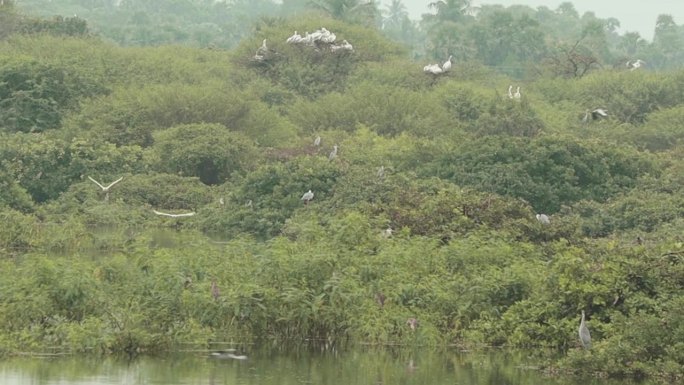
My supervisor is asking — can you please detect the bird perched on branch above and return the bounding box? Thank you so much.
[536,213,550,225]
[301,190,314,204]
[579,310,592,349]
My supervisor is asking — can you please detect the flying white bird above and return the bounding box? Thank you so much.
[88,176,123,192]
[301,190,314,204]
[442,55,452,72]
[536,213,550,225]
[329,145,338,160]
[153,210,196,218]
[626,59,645,71]
[210,351,247,360]
[584,108,609,122]
[88,176,123,202]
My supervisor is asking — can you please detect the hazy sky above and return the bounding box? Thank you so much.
[395,0,684,41]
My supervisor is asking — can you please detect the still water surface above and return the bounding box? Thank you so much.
[0,348,653,385]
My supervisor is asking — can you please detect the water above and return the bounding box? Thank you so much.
[0,349,653,385]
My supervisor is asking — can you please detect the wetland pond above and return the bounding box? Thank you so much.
[0,348,654,385]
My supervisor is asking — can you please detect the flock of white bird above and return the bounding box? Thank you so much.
[423,55,452,75]
[285,27,353,53]
[507,85,522,100]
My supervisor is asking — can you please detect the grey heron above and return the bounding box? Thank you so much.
[301,190,314,204]
[406,317,419,331]
[153,210,196,218]
[329,145,338,160]
[377,166,385,179]
[211,279,220,300]
[579,310,591,349]
[536,213,550,225]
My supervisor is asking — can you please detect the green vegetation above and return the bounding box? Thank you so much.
[0,1,682,383]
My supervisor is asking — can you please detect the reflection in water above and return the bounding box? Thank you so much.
[0,349,655,385]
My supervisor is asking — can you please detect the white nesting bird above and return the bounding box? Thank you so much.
[88,176,123,202]
[328,145,338,160]
[442,55,452,72]
[153,210,196,218]
[513,86,521,99]
[301,190,314,204]
[331,40,353,52]
[423,63,443,75]
[256,39,268,55]
[286,31,302,44]
[381,227,393,238]
[314,135,321,146]
[536,213,550,225]
[507,85,514,99]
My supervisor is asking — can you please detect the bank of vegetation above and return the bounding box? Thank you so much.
[0,1,682,382]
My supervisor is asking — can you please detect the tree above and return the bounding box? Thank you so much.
[150,123,259,185]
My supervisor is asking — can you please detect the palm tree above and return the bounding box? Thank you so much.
[309,0,379,26]
[382,0,407,30]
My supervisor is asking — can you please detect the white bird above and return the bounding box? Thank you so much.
[329,145,338,160]
[513,86,521,99]
[331,40,353,52]
[88,176,123,192]
[257,39,268,54]
[314,135,321,146]
[245,199,253,208]
[219,197,225,206]
[286,31,302,44]
[88,176,123,202]
[210,351,247,360]
[153,210,196,218]
[536,213,550,225]
[442,55,452,72]
[627,59,645,71]
[301,190,314,204]
[342,40,353,51]
[424,63,444,75]
[507,85,513,99]
[382,227,393,238]
[587,108,609,121]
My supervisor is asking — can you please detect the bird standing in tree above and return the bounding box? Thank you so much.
[579,310,592,350]
[301,190,314,205]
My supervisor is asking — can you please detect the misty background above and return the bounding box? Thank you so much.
[5,0,684,75]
